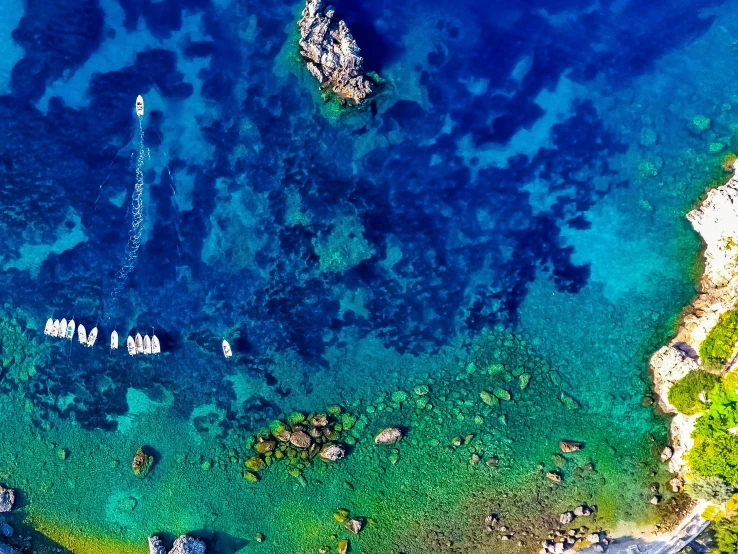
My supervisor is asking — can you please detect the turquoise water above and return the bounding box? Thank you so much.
[0,0,736,552]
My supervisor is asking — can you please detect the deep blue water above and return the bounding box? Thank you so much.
[0,0,734,509]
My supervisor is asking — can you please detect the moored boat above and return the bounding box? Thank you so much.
[60,319,67,339]
[135,333,143,354]
[111,330,118,350]
[44,318,53,335]
[222,339,232,359]
[78,324,87,345]
[143,335,152,355]
[127,336,136,356]
[151,335,160,355]
[53,319,60,337]
[87,327,98,347]
[66,319,75,340]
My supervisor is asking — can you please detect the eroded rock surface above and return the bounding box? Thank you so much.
[298,0,374,105]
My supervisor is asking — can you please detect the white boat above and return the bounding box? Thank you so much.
[87,327,98,347]
[151,335,161,355]
[136,95,144,117]
[222,339,232,359]
[66,319,75,340]
[127,336,136,356]
[78,324,87,345]
[44,318,53,336]
[111,330,118,350]
[135,333,144,354]
[60,319,67,339]
[52,319,61,337]
[143,335,152,355]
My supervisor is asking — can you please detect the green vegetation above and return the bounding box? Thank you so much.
[700,308,738,368]
[684,475,734,504]
[668,370,719,414]
[714,514,738,552]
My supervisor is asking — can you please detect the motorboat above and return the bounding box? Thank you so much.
[87,327,98,347]
[127,336,136,356]
[66,319,75,340]
[44,318,53,335]
[222,339,232,359]
[78,324,87,345]
[151,335,160,355]
[135,333,143,354]
[136,95,144,117]
[60,319,67,339]
[111,330,118,350]
[143,335,152,355]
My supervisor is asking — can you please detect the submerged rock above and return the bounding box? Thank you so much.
[345,517,364,534]
[374,427,403,445]
[0,543,19,554]
[558,440,584,453]
[318,443,346,461]
[297,0,374,105]
[0,486,13,513]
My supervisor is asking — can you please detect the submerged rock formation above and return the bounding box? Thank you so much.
[650,160,738,474]
[298,0,374,105]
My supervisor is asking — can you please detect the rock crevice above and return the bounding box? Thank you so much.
[298,0,374,105]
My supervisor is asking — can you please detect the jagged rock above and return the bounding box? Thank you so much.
[170,535,206,554]
[289,430,313,449]
[669,476,684,492]
[374,427,402,445]
[148,536,167,554]
[0,487,13,513]
[345,518,364,534]
[559,440,584,453]
[573,505,591,517]
[660,446,673,462]
[585,533,600,543]
[318,443,345,461]
[132,448,153,477]
[559,512,574,525]
[297,0,374,105]
[545,471,562,482]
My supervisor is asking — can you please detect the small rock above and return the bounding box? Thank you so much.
[650,495,661,505]
[559,512,574,525]
[0,487,13,513]
[669,477,684,492]
[337,539,349,554]
[254,440,276,454]
[660,446,673,462]
[255,533,265,543]
[374,427,402,445]
[585,533,599,543]
[310,414,328,427]
[318,444,346,461]
[573,505,591,517]
[559,440,584,453]
[545,471,562,483]
[289,431,313,449]
[345,518,364,534]
[132,448,153,477]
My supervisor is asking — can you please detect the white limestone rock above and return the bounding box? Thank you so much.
[0,487,13,513]
[148,536,167,554]
[169,535,206,554]
[298,0,374,105]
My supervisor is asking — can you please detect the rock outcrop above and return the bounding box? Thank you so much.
[149,535,205,554]
[650,160,738,474]
[374,427,402,445]
[0,487,13,513]
[298,0,374,105]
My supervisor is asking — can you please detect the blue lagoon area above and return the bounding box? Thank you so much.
[0,0,736,552]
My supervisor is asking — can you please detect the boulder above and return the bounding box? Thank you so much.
[345,518,364,534]
[297,0,374,105]
[660,446,673,462]
[289,430,313,449]
[170,535,206,554]
[148,536,167,554]
[545,472,562,483]
[374,427,403,445]
[573,505,591,517]
[132,448,153,477]
[0,487,13,513]
[558,440,584,453]
[559,512,574,525]
[318,443,346,461]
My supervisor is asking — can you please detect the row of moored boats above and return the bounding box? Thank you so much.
[44,318,160,355]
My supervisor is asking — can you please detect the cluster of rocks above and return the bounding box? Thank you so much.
[245,409,353,482]
[650,159,738,476]
[149,535,205,554]
[297,0,375,105]
[540,514,609,554]
[132,447,154,477]
[559,504,595,525]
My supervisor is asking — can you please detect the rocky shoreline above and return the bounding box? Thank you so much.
[650,160,738,477]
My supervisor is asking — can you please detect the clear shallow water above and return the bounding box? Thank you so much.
[0,0,736,552]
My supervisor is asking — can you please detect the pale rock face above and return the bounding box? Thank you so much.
[148,536,167,554]
[649,161,738,476]
[298,0,374,105]
[0,487,13,513]
[149,535,205,554]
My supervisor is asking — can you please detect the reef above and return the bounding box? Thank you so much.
[297,0,374,105]
[650,160,738,476]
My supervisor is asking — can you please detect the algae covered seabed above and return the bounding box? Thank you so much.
[3,0,738,552]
